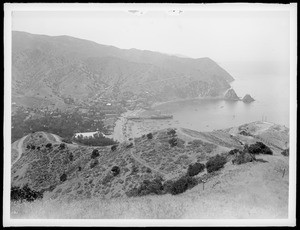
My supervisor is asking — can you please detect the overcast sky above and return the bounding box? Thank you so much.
[11,4,291,75]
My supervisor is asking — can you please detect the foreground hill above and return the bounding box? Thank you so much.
[12,31,234,108]
[11,121,289,208]
[11,121,290,218]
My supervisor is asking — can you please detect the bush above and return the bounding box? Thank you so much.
[247,142,273,155]
[126,143,133,148]
[169,176,198,195]
[60,173,67,182]
[281,148,289,156]
[162,180,174,194]
[91,149,100,159]
[228,149,240,155]
[45,143,52,149]
[90,159,99,168]
[11,184,43,202]
[167,129,176,136]
[62,138,73,144]
[168,137,178,147]
[232,152,256,165]
[111,145,118,151]
[59,143,66,149]
[206,154,227,173]
[127,178,164,197]
[146,133,153,139]
[69,153,74,161]
[111,166,120,176]
[31,145,36,150]
[187,162,205,177]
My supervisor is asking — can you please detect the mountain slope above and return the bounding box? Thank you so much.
[11,122,289,202]
[12,31,234,108]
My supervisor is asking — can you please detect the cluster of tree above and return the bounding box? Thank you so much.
[11,107,107,142]
[11,184,43,202]
[74,133,117,147]
[126,174,199,197]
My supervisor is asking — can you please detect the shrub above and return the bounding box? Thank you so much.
[69,153,74,161]
[162,180,174,194]
[146,133,153,139]
[206,154,227,173]
[169,176,198,195]
[26,145,30,149]
[232,152,256,165]
[187,162,205,177]
[111,145,118,151]
[11,184,43,202]
[247,142,273,155]
[62,138,73,144]
[91,149,100,159]
[78,166,82,171]
[37,146,40,150]
[126,178,164,197]
[228,149,240,155]
[169,137,178,147]
[90,159,99,168]
[45,143,52,149]
[31,145,36,150]
[126,143,133,148]
[60,173,67,182]
[167,129,176,136]
[59,143,66,149]
[111,166,120,176]
[281,148,289,156]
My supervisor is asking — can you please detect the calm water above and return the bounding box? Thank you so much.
[148,74,290,132]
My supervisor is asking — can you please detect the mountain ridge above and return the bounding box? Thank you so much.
[12,31,234,109]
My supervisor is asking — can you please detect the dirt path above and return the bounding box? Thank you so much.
[12,135,28,165]
[51,134,61,142]
[129,139,168,179]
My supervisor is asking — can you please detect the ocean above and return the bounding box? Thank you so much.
[114,73,290,140]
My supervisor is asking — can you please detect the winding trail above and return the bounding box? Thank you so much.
[12,135,28,165]
[51,133,61,142]
[129,138,168,179]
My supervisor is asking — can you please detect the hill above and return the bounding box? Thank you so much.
[12,31,234,108]
[11,121,289,219]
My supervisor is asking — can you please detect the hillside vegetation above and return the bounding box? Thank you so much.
[11,121,289,218]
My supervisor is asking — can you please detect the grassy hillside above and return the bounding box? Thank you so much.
[10,121,289,218]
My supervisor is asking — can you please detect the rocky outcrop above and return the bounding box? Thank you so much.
[224,89,240,101]
[242,94,255,103]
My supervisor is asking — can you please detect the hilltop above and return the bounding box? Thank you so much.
[11,121,289,219]
[12,31,234,109]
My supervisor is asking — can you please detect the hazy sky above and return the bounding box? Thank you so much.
[11,5,291,75]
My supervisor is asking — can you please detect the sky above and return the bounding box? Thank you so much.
[11,4,291,75]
